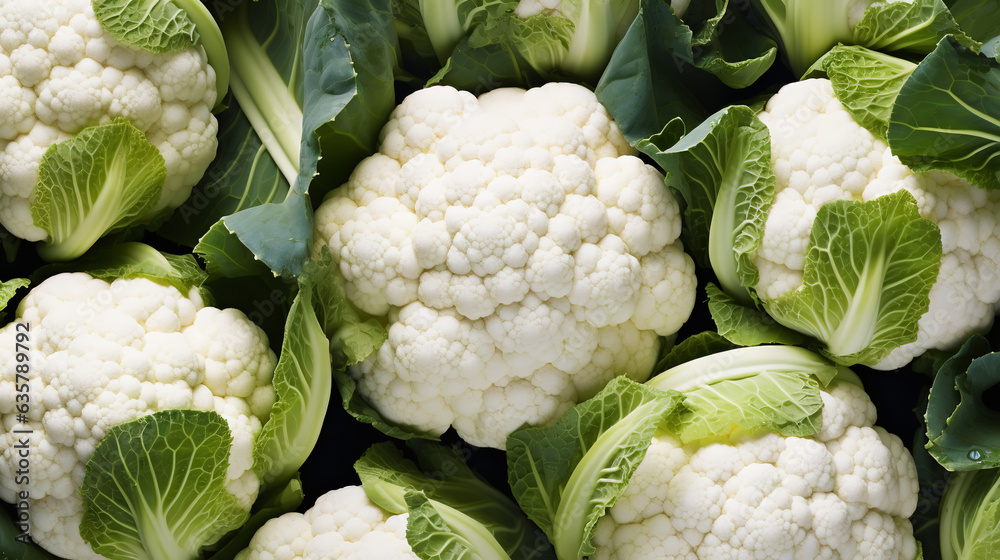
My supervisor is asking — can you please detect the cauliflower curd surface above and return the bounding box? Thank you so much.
[0,0,219,240]
[0,273,276,560]
[755,78,1000,369]
[236,486,419,560]
[593,378,920,560]
[313,82,698,448]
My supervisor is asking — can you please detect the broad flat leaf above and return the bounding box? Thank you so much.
[706,283,808,347]
[821,45,917,140]
[205,0,397,277]
[640,105,773,305]
[195,220,274,280]
[853,0,974,53]
[32,119,165,262]
[946,0,1000,45]
[157,99,287,247]
[926,335,1000,471]
[666,370,826,443]
[764,189,941,367]
[507,377,683,560]
[92,0,198,52]
[79,410,248,560]
[595,0,708,145]
[688,0,777,88]
[888,36,1000,190]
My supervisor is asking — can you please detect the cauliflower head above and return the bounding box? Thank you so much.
[753,78,1000,369]
[236,486,418,560]
[313,82,697,448]
[0,273,276,560]
[0,0,218,241]
[592,377,919,560]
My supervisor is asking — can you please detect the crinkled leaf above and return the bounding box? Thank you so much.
[32,119,165,262]
[595,0,708,145]
[0,279,29,323]
[32,242,207,297]
[926,335,1000,471]
[764,190,941,367]
[639,105,773,305]
[706,283,808,347]
[92,0,197,52]
[888,36,1000,190]
[507,377,684,560]
[853,0,975,54]
[79,410,249,560]
[647,345,841,443]
[820,45,917,141]
[252,258,334,490]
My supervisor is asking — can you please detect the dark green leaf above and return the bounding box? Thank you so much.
[888,36,1000,190]
[595,0,708,144]
[926,335,1000,470]
[0,505,58,559]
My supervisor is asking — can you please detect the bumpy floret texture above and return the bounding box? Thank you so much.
[236,486,418,560]
[313,83,697,448]
[754,78,1000,369]
[592,378,919,560]
[0,0,218,241]
[0,273,276,560]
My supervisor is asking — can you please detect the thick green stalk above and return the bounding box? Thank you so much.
[756,0,856,74]
[221,5,303,187]
[647,345,838,392]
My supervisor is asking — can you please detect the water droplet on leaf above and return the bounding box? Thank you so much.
[969,449,982,461]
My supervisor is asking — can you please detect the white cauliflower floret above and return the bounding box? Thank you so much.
[591,377,919,560]
[236,486,419,560]
[0,273,277,560]
[0,0,218,241]
[313,83,697,448]
[755,78,1000,369]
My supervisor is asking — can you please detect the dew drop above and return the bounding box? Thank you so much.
[969,449,982,461]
